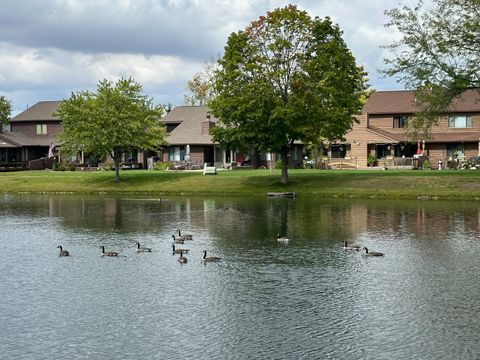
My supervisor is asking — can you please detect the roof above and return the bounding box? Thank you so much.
[363,89,480,115]
[0,132,56,147]
[162,106,217,145]
[11,101,61,122]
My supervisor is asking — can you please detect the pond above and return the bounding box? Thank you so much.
[1,194,480,359]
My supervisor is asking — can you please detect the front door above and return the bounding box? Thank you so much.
[203,146,214,166]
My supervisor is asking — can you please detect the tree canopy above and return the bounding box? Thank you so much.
[0,95,12,125]
[56,78,166,182]
[383,0,480,138]
[183,61,219,106]
[209,5,367,184]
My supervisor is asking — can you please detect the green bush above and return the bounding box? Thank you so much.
[153,161,172,170]
[52,161,59,171]
[57,163,66,171]
[422,160,431,170]
[67,163,76,171]
[367,154,377,167]
[275,159,283,169]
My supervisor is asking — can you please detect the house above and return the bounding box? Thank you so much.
[160,106,306,169]
[338,89,480,168]
[0,101,61,169]
[161,106,237,168]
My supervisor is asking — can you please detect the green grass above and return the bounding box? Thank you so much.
[2,168,480,200]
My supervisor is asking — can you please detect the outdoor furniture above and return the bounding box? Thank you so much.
[203,163,217,175]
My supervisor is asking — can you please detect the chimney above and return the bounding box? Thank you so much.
[202,114,215,135]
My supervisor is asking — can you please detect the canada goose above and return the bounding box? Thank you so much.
[363,247,384,257]
[57,245,69,256]
[100,246,118,257]
[277,234,289,243]
[343,241,360,251]
[177,229,193,240]
[203,250,221,262]
[172,244,189,254]
[178,250,188,264]
[135,242,152,252]
[171,235,185,244]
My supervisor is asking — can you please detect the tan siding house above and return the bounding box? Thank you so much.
[340,89,480,168]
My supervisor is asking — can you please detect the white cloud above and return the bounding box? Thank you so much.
[0,0,409,113]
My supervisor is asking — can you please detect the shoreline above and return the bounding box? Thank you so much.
[2,169,480,200]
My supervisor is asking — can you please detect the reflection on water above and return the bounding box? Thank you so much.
[1,194,480,359]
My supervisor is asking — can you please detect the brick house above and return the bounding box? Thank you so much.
[0,101,61,168]
[338,89,480,168]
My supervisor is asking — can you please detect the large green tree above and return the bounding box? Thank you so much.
[383,0,480,138]
[56,78,166,182]
[209,5,367,184]
[0,95,12,126]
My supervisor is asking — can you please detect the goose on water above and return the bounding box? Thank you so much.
[100,246,118,257]
[171,235,185,244]
[177,229,193,240]
[136,242,152,252]
[203,250,221,262]
[172,244,189,255]
[178,250,188,264]
[363,247,384,257]
[343,241,360,251]
[277,234,289,243]
[57,245,69,256]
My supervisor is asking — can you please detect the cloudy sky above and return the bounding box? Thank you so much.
[0,0,418,115]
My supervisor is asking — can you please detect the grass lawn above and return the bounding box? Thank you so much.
[2,168,480,200]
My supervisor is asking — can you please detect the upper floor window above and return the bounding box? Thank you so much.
[166,123,179,133]
[36,124,48,135]
[448,115,471,128]
[393,116,408,128]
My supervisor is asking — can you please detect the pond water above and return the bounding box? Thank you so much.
[1,194,480,359]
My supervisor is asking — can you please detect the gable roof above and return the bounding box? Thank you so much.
[363,89,480,115]
[162,106,217,145]
[11,101,61,122]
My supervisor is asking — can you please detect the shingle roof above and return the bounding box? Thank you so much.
[162,106,217,145]
[0,132,56,147]
[11,101,61,122]
[363,89,480,115]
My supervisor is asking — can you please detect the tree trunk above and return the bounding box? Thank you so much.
[280,149,289,184]
[114,161,120,182]
[252,148,259,169]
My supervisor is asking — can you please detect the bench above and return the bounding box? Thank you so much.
[203,164,217,175]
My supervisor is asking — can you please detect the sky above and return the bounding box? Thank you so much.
[0,0,418,115]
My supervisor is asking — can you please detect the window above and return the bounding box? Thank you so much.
[447,143,464,158]
[448,115,471,128]
[393,116,408,128]
[168,146,184,161]
[331,144,350,158]
[36,124,47,135]
[166,123,179,133]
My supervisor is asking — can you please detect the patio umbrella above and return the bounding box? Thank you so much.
[416,141,422,155]
[48,142,55,158]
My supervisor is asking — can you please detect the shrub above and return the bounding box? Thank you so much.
[367,154,377,167]
[422,160,431,170]
[153,161,172,170]
[52,161,59,171]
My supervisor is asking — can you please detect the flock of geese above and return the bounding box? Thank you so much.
[56,233,383,260]
[343,241,384,256]
[56,229,222,264]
